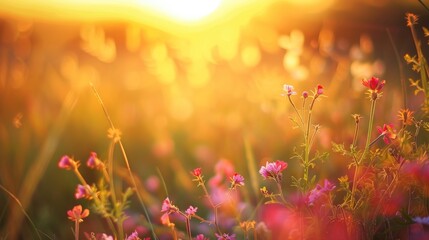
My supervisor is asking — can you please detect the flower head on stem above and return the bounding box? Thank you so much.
[398,109,414,126]
[74,184,92,199]
[58,155,79,170]
[302,91,309,99]
[362,76,385,100]
[67,205,89,240]
[376,124,397,144]
[161,197,179,214]
[194,234,209,240]
[185,206,198,216]
[126,231,140,240]
[230,173,245,189]
[86,152,105,170]
[215,233,236,240]
[283,84,297,96]
[67,205,90,222]
[259,160,288,183]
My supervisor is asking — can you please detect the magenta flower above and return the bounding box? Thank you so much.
[259,160,288,182]
[283,84,296,96]
[362,76,385,93]
[87,152,104,170]
[126,231,139,240]
[377,124,397,144]
[58,155,78,170]
[185,206,198,216]
[215,233,236,240]
[194,234,209,240]
[75,184,91,199]
[67,205,89,222]
[161,197,178,214]
[230,173,245,189]
[316,84,324,95]
[306,179,336,206]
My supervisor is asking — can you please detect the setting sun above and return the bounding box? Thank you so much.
[137,0,223,22]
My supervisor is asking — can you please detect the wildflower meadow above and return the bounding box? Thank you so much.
[1,1,429,240]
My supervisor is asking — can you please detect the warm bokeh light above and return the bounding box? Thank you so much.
[137,0,223,22]
[0,0,427,239]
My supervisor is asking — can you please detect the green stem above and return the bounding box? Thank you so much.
[362,99,377,161]
[107,141,117,204]
[351,99,377,209]
[288,96,304,127]
[303,95,318,190]
[90,83,157,239]
[352,120,360,148]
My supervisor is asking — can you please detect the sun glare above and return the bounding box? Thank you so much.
[137,0,223,22]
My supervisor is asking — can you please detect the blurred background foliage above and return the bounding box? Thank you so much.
[0,0,428,238]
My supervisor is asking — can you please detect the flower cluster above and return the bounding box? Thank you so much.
[259,160,288,182]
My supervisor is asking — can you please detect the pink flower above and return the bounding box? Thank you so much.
[377,124,397,144]
[259,160,288,181]
[75,184,91,199]
[362,76,385,93]
[185,206,198,216]
[316,84,324,95]
[87,152,104,170]
[302,91,308,99]
[191,168,202,178]
[194,234,209,240]
[283,84,296,96]
[58,155,78,170]
[215,233,236,240]
[67,205,89,222]
[126,231,139,240]
[230,173,245,189]
[100,234,114,240]
[306,179,336,206]
[161,197,178,214]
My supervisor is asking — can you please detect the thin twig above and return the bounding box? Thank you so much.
[89,82,157,239]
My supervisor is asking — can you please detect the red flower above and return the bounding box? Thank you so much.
[362,76,385,93]
[191,168,202,178]
[377,124,397,144]
[67,205,89,222]
[316,85,324,95]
